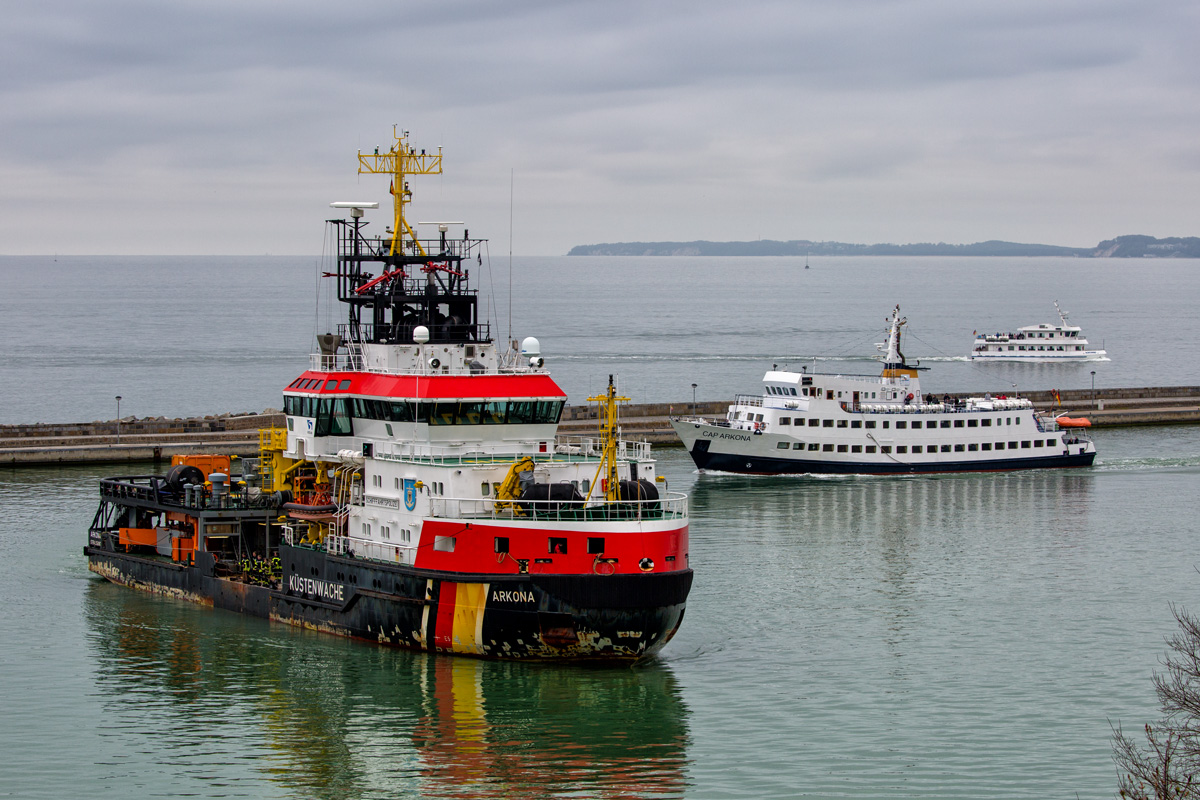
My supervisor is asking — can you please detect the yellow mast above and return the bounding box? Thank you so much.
[357,127,443,256]
[586,375,629,502]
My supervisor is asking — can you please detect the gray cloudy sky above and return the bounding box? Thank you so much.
[2,0,1196,255]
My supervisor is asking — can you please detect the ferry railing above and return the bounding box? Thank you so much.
[425,492,688,523]
[843,398,1034,414]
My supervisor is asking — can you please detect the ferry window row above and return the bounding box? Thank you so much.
[284,396,564,428]
[766,384,890,399]
[776,416,1020,429]
[873,440,1055,454]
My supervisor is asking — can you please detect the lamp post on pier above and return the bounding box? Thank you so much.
[691,383,697,416]
[1091,371,1096,407]
[115,396,122,443]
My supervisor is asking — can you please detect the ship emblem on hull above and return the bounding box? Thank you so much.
[404,478,417,511]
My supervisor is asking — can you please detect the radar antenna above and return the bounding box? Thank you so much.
[357,127,443,256]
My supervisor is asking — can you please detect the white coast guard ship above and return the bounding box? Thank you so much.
[670,306,1096,475]
[969,302,1109,362]
[86,129,690,661]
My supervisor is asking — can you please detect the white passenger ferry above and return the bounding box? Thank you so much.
[969,302,1108,362]
[670,306,1096,475]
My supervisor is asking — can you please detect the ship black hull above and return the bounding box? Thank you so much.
[85,544,691,661]
[691,449,1097,475]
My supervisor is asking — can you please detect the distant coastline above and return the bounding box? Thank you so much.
[568,234,1200,258]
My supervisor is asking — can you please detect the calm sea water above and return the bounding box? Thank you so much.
[1,254,1199,797]
[3,433,1200,798]
[2,254,1197,423]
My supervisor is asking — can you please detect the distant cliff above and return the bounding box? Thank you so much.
[568,235,1200,258]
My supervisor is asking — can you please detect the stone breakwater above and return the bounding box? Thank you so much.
[2,387,1198,466]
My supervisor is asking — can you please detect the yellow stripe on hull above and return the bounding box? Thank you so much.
[451,582,490,654]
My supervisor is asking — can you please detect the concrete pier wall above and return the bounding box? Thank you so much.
[2,387,1197,466]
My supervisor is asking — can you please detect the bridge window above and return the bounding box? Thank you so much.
[314,397,353,437]
[899,446,910,454]
[808,443,819,451]
[850,420,862,429]
[793,442,804,450]
[777,442,790,450]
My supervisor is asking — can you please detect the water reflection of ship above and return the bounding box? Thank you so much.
[688,470,1094,538]
[84,584,690,798]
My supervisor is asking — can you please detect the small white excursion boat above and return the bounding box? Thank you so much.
[969,302,1108,362]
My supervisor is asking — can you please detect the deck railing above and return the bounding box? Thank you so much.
[326,534,413,563]
[425,491,687,523]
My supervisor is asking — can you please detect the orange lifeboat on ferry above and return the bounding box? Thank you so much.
[1055,415,1092,428]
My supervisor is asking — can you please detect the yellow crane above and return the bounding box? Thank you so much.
[357,127,443,256]
[586,376,630,502]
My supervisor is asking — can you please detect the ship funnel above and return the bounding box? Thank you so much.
[316,333,342,370]
[316,333,343,355]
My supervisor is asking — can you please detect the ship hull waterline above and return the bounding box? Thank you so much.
[85,544,691,662]
[675,425,1096,475]
[688,448,1096,475]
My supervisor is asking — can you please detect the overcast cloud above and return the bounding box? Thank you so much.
[1,0,1196,255]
